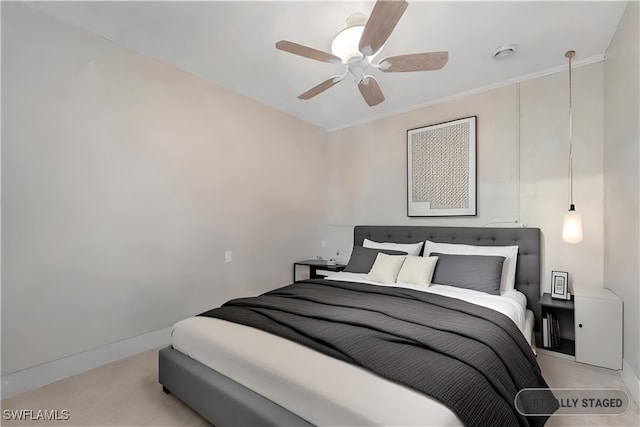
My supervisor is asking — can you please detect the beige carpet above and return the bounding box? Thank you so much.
[537,354,639,427]
[1,348,211,426]
[2,348,638,426]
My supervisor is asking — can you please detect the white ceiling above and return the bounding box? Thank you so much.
[24,1,627,131]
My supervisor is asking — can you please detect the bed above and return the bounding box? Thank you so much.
[159,225,552,426]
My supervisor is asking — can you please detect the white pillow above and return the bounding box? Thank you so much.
[367,253,406,284]
[396,256,439,287]
[363,238,424,256]
[423,240,518,292]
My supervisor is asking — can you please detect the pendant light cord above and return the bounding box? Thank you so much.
[566,50,575,210]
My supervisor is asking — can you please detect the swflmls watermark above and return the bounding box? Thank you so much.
[515,388,630,416]
[2,409,70,421]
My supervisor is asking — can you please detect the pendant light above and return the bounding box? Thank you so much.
[562,50,583,244]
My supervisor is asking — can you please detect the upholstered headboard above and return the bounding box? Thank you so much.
[353,225,542,331]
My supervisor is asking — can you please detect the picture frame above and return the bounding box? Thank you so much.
[551,270,570,300]
[407,116,477,217]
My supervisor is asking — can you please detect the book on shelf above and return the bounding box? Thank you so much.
[543,312,562,349]
[552,317,556,348]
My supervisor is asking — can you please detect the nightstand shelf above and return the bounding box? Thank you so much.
[538,293,575,357]
[550,335,575,357]
[293,259,346,282]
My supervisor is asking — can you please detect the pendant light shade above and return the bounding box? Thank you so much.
[563,205,583,244]
[562,50,583,244]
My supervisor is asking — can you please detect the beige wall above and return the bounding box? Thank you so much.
[1,2,328,376]
[604,0,640,384]
[328,86,519,226]
[327,62,606,296]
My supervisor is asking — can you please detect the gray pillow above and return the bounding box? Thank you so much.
[431,253,506,295]
[343,246,408,274]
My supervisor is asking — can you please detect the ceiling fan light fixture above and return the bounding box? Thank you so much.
[331,25,365,62]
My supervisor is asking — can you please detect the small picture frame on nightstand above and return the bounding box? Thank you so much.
[551,270,570,300]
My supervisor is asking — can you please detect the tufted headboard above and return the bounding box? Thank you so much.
[353,225,542,331]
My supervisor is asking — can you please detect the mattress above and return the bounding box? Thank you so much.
[171,276,534,426]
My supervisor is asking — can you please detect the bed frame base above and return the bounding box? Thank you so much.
[158,346,313,427]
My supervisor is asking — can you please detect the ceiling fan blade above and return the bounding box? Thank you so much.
[359,0,408,57]
[298,76,343,100]
[378,52,449,72]
[276,40,342,64]
[358,76,385,106]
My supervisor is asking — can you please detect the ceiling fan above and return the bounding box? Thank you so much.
[275,0,448,107]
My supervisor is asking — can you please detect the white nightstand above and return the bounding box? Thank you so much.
[574,288,623,370]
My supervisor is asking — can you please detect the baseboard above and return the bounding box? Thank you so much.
[620,358,640,406]
[1,327,172,400]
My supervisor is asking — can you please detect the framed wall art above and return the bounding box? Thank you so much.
[407,116,477,217]
[551,270,570,300]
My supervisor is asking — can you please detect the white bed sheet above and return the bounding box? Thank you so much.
[171,276,534,427]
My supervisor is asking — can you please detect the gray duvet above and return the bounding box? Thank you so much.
[200,279,557,427]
